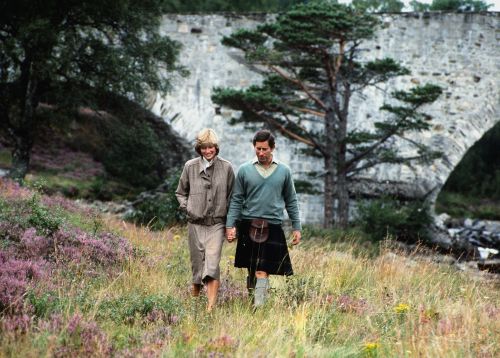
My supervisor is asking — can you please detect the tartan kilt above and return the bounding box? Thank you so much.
[234,219,293,276]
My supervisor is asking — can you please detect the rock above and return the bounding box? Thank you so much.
[435,213,451,230]
[478,247,499,260]
[464,218,474,227]
[477,260,500,274]
[447,228,462,236]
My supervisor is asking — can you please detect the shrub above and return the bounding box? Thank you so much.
[0,192,63,237]
[96,292,182,325]
[0,251,46,315]
[27,194,63,236]
[37,313,112,357]
[356,197,432,243]
[125,169,186,230]
[102,123,162,190]
[27,291,63,318]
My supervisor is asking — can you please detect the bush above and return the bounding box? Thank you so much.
[102,124,162,190]
[0,191,63,237]
[356,197,432,243]
[125,169,186,230]
[27,194,63,236]
[96,292,182,325]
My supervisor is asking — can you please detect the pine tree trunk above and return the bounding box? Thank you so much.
[323,110,337,228]
[336,171,349,229]
[336,93,349,229]
[323,155,335,228]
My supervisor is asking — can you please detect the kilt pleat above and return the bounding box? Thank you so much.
[234,220,293,276]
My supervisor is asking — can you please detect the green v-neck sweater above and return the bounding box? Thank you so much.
[226,161,301,230]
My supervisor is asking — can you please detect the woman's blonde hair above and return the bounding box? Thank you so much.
[194,128,219,155]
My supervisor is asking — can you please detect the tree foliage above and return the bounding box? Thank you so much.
[0,0,186,181]
[212,1,442,228]
[352,0,405,12]
[357,197,432,243]
[162,0,307,12]
[410,0,492,11]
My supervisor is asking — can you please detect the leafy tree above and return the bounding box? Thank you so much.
[0,0,186,182]
[409,0,431,11]
[163,0,307,12]
[352,0,405,12]
[212,1,442,228]
[410,0,492,11]
[429,0,492,11]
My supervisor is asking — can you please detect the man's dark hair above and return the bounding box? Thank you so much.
[252,129,275,148]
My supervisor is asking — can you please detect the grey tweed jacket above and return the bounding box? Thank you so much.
[175,156,235,225]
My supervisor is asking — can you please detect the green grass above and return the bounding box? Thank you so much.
[1,173,500,356]
[436,191,500,220]
[0,146,138,201]
[3,208,499,357]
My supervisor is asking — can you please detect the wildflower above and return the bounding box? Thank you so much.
[336,294,368,314]
[363,342,380,352]
[394,303,410,314]
[173,235,181,241]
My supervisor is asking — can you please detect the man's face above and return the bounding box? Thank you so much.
[254,140,274,165]
[200,144,217,161]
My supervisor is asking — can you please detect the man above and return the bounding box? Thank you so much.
[176,128,235,311]
[226,129,301,307]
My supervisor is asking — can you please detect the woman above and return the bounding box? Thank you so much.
[175,128,235,311]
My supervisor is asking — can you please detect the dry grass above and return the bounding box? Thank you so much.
[2,213,499,357]
[107,217,500,357]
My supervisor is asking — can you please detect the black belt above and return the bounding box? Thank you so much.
[190,217,225,226]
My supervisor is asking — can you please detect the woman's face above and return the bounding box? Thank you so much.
[200,144,217,161]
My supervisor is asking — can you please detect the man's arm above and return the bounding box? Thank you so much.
[283,168,301,231]
[226,166,245,242]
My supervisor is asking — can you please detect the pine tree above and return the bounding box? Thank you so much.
[212,1,442,228]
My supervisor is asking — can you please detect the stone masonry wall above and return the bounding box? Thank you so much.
[150,12,500,225]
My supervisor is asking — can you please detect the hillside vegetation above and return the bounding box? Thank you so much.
[1,178,499,357]
[0,94,190,201]
[436,121,500,220]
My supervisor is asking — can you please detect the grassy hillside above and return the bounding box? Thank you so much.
[0,95,190,201]
[1,178,499,357]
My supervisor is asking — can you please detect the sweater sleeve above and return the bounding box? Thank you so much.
[225,166,245,227]
[283,167,301,230]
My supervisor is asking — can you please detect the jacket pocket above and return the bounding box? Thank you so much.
[186,192,205,220]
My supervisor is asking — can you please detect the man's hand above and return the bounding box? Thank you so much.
[226,227,236,242]
[291,230,301,245]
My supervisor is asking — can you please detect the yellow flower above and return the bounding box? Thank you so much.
[394,303,410,314]
[173,235,181,240]
[228,255,235,261]
[363,342,380,352]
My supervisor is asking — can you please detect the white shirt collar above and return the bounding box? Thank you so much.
[201,156,215,173]
[252,156,279,165]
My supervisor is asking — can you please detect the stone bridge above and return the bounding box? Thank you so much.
[149,12,500,224]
